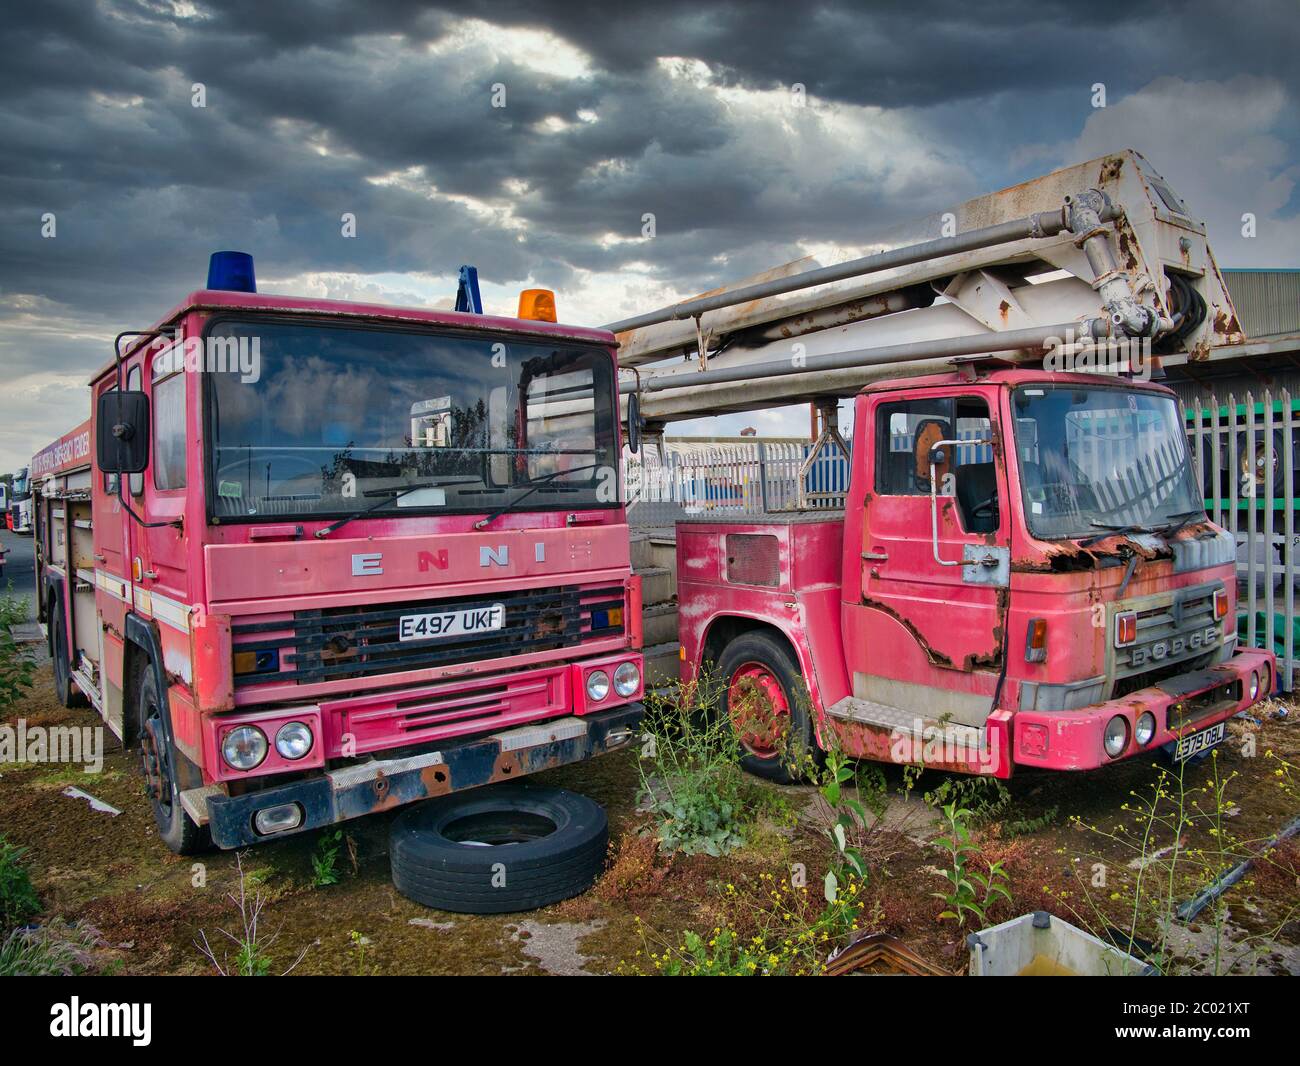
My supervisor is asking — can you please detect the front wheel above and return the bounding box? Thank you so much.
[717,631,818,784]
[137,667,208,855]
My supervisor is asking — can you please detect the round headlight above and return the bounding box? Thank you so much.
[1135,711,1156,747]
[222,725,268,771]
[1248,671,1260,701]
[613,661,640,698]
[275,720,314,760]
[586,670,610,702]
[1103,715,1129,758]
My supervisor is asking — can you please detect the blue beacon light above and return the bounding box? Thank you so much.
[207,251,257,293]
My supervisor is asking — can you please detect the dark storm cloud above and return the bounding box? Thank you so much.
[0,0,1298,465]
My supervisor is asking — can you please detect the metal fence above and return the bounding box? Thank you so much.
[626,431,995,515]
[1186,389,1299,690]
[625,439,849,512]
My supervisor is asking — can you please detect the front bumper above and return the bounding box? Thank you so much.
[1012,649,1273,771]
[204,701,643,849]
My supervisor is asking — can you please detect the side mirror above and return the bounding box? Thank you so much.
[626,392,642,455]
[97,391,150,475]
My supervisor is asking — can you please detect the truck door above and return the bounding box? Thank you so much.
[137,348,190,649]
[92,372,132,633]
[846,389,1010,727]
[92,366,140,731]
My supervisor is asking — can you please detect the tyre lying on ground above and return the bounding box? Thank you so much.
[389,783,609,914]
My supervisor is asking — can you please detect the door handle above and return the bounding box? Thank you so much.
[862,550,889,562]
[93,552,106,562]
[143,570,158,581]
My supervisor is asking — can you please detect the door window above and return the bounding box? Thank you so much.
[874,396,997,532]
[127,366,144,498]
[152,369,186,491]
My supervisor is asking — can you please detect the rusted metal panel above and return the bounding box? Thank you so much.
[675,514,848,715]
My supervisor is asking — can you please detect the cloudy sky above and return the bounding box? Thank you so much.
[1,0,1298,471]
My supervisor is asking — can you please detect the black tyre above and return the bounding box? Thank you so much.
[1232,429,1298,499]
[137,667,208,855]
[49,598,83,708]
[717,630,817,784]
[390,783,608,914]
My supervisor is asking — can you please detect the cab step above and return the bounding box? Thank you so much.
[825,696,984,747]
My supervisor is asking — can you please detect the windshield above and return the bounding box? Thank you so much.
[206,319,619,521]
[1011,384,1202,540]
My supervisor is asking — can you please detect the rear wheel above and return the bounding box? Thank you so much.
[717,631,817,784]
[137,667,208,855]
[49,597,82,708]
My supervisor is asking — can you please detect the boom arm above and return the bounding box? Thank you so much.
[612,150,1244,422]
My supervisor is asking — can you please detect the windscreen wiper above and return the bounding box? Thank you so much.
[1158,509,1207,538]
[1080,521,1157,547]
[473,463,603,530]
[314,479,479,539]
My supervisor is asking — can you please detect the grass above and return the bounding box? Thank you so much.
[0,836,41,934]
[0,587,35,713]
[196,853,308,976]
[635,674,786,857]
[310,830,343,887]
[0,918,100,976]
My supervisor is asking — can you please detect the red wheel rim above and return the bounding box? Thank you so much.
[727,662,791,759]
[140,716,168,808]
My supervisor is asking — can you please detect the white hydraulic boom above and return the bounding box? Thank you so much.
[609,150,1245,424]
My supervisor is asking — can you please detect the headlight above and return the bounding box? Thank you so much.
[613,661,640,698]
[222,725,268,771]
[586,670,610,702]
[275,721,313,760]
[1135,711,1156,746]
[1103,715,1129,758]
[1248,671,1260,700]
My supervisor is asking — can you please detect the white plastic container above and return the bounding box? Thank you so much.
[967,911,1155,976]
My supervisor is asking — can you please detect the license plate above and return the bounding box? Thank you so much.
[1172,721,1227,762]
[398,603,505,642]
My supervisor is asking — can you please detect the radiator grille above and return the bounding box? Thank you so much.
[231,583,624,687]
[1112,582,1222,695]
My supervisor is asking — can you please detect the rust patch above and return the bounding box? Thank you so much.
[1116,227,1141,274]
[825,715,988,775]
[419,762,454,797]
[1213,307,1243,337]
[492,751,523,781]
[860,595,954,669]
[361,769,401,813]
[1013,535,1172,574]
[962,650,1000,672]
